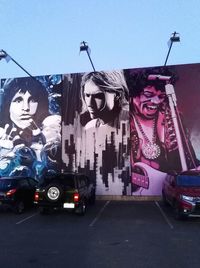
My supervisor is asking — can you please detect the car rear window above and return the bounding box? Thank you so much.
[39,174,75,188]
[61,174,75,188]
[177,175,200,187]
[0,179,17,190]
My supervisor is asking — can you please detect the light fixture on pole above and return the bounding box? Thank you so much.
[80,41,96,72]
[0,49,34,78]
[164,31,180,66]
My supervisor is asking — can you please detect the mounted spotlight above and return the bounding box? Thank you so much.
[0,49,34,78]
[80,41,89,52]
[79,41,96,72]
[170,32,180,42]
[164,31,180,66]
[0,49,11,62]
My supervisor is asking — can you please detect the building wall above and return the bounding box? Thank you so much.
[0,63,200,196]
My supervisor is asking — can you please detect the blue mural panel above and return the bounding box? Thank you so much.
[0,75,62,181]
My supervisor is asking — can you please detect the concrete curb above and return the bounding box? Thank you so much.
[96,195,162,201]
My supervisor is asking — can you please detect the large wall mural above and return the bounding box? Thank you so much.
[125,64,200,196]
[62,70,131,195]
[0,75,62,181]
[1,63,200,196]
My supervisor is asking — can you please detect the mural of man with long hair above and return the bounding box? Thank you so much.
[62,70,131,195]
[124,67,200,195]
[80,71,129,129]
[0,76,62,180]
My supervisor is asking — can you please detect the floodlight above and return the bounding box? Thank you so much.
[0,49,34,78]
[79,41,96,71]
[164,31,180,66]
[170,32,180,42]
[80,41,89,52]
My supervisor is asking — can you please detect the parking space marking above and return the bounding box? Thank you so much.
[89,200,110,227]
[155,201,174,229]
[15,212,39,225]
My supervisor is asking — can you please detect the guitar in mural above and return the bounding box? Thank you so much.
[130,76,197,196]
[131,162,167,196]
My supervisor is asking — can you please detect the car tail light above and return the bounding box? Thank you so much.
[34,192,39,201]
[73,193,80,202]
[6,189,17,196]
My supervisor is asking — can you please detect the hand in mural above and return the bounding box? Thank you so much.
[0,124,20,151]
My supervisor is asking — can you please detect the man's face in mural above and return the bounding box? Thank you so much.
[10,90,38,129]
[133,85,166,119]
[84,80,115,119]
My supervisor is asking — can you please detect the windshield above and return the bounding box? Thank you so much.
[177,175,200,187]
[0,179,17,190]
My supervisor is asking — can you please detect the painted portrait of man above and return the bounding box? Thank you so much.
[62,70,130,195]
[124,64,200,196]
[0,75,62,180]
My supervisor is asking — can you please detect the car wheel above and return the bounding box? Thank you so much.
[75,201,86,216]
[45,184,63,202]
[14,201,25,214]
[174,203,186,220]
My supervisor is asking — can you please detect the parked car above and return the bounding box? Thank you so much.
[162,170,200,219]
[34,172,96,215]
[0,176,38,213]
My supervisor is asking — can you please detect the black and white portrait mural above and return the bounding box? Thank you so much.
[0,75,62,181]
[62,70,131,195]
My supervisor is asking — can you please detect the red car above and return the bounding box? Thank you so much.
[162,170,200,220]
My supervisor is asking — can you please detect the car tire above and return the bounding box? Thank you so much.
[174,202,187,220]
[14,201,25,214]
[75,201,86,216]
[45,183,63,202]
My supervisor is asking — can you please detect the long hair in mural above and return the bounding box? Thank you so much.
[124,64,200,195]
[62,70,131,195]
[0,75,62,180]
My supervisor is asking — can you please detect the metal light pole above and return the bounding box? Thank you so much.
[0,49,34,78]
[80,41,96,71]
[164,32,180,66]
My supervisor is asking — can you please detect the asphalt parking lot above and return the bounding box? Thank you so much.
[1,200,200,268]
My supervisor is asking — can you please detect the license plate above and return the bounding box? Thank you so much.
[63,203,75,209]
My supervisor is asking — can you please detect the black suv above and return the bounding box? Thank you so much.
[34,172,96,215]
[0,176,38,213]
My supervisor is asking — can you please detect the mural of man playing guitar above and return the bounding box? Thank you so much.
[124,67,200,196]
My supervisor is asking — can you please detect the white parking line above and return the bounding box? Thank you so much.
[155,201,174,229]
[89,200,110,227]
[16,212,39,225]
